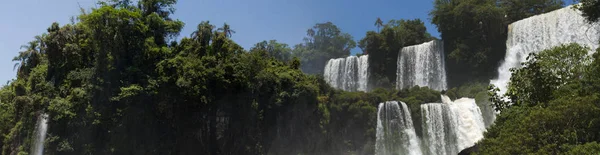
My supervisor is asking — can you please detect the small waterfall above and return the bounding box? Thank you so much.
[324,55,369,92]
[31,113,49,155]
[357,55,369,92]
[445,97,486,151]
[376,101,422,155]
[421,103,458,155]
[396,40,447,91]
[491,5,600,96]
[421,95,486,155]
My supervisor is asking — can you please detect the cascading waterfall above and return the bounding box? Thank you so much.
[443,96,486,151]
[396,40,447,91]
[324,55,369,92]
[31,113,49,155]
[421,102,458,155]
[357,55,369,92]
[375,101,422,155]
[420,95,486,155]
[490,5,600,96]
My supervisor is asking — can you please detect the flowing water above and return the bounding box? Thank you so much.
[375,101,422,155]
[420,96,486,155]
[397,40,447,91]
[324,55,369,92]
[490,5,600,96]
[31,113,49,155]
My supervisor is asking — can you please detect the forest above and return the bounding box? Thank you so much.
[1,0,600,154]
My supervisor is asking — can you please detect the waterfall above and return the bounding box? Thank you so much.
[375,101,422,155]
[324,55,369,92]
[421,95,486,155]
[397,40,447,91]
[357,55,369,92]
[31,113,49,155]
[490,5,600,96]
[421,103,458,155]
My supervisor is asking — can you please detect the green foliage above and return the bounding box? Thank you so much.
[429,0,565,87]
[250,40,292,62]
[292,22,356,75]
[498,0,564,23]
[492,43,591,111]
[478,95,600,154]
[2,0,586,154]
[445,82,488,100]
[358,19,433,88]
[565,142,600,154]
[479,43,600,154]
[431,0,507,86]
[574,0,600,23]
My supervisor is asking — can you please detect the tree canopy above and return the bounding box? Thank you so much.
[479,44,600,154]
[292,22,356,75]
[359,18,434,89]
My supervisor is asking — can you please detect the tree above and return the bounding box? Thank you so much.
[250,40,292,62]
[359,19,433,89]
[498,0,564,23]
[137,0,177,19]
[430,0,506,87]
[374,17,383,32]
[191,21,215,50]
[479,44,600,154]
[217,23,236,38]
[13,37,44,78]
[490,43,591,111]
[575,0,600,23]
[292,22,356,75]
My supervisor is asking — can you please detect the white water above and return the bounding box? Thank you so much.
[444,96,486,151]
[421,102,458,155]
[324,55,369,92]
[491,5,600,96]
[375,101,422,155]
[397,40,447,91]
[421,95,486,155]
[31,113,49,155]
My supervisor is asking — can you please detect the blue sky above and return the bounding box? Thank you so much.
[0,0,572,85]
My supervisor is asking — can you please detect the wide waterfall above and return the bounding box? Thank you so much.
[420,95,486,155]
[396,40,447,91]
[324,55,369,92]
[375,101,422,155]
[31,113,49,155]
[491,5,600,96]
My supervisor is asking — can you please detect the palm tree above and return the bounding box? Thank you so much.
[374,17,383,32]
[305,29,316,44]
[191,21,215,46]
[307,29,315,37]
[217,23,236,38]
[13,37,43,77]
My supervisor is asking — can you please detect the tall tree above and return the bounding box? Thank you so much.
[217,23,236,38]
[430,0,506,87]
[13,37,44,78]
[292,22,356,75]
[374,17,383,32]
